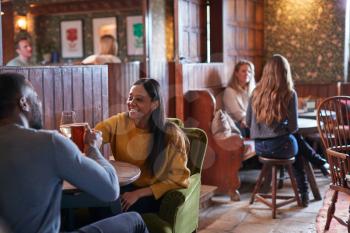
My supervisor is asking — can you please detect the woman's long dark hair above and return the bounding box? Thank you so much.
[133,78,167,175]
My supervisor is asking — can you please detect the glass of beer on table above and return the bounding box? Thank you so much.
[59,111,89,152]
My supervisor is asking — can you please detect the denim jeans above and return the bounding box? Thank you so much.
[76,212,149,233]
[255,134,308,194]
[255,134,298,158]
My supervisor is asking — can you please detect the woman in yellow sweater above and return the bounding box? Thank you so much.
[95,78,190,213]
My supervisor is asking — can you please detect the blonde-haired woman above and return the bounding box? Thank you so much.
[223,59,255,137]
[82,34,121,64]
[246,54,309,206]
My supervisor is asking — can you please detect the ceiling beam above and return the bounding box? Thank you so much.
[29,0,143,15]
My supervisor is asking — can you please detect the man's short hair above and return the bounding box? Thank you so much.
[0,73,27,118]
[15,37,30,50]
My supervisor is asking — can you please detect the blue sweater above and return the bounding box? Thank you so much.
[246,90,298,139]
[0,124,119,233]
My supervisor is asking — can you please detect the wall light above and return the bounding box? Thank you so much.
[16,16,27,31]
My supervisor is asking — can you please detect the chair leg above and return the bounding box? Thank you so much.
[250,164,269,204]
[278,166,284,189]
[271,165,277,219]
[325,190,338,231]
[286,164,302,207]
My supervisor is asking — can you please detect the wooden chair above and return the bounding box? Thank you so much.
[317,96,350,232]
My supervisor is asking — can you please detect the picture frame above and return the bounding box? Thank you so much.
[126,16,143,55]
[60,20,83,58]
[92,17,117,54]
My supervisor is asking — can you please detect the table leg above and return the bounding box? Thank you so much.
[302,156,322,200]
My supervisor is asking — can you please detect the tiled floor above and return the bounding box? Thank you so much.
[198,169,330,233]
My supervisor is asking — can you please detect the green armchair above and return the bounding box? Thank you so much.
[142,126,208,233]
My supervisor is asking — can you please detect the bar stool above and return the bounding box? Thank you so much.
[250,156,302,218]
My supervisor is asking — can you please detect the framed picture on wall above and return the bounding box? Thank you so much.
[60,20,84,58]
[126,16,143,55]
[92,17,117,54]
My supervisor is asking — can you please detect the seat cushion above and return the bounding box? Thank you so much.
[142,213,172,233]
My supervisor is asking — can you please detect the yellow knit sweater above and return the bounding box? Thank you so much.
[95,112,190,199]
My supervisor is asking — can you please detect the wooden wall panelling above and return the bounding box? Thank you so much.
[223,0,264,81]
[29,0,143,15]
[1,2,14,65]
[176,0,207,62]
[295,83,339,99]
[71,67,84,123]
[107,62,140,116]
[168,62,178,118]
[0,65,108,130]
[340,82,350,95]
[210,0,223,62]
[42,68,55,129]
[182,62,225,92]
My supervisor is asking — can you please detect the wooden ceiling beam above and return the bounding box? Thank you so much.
[29,0,143,15]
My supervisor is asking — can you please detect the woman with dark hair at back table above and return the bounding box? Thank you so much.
[95,78,190,213]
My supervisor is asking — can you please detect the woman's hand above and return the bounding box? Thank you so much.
[120,187,153,211]
[240,120,248,129]
[121,191,140,211]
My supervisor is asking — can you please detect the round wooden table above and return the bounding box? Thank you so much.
[63,160,140,191]
[298,109,336,120]
[110,161,141,186]
[298,118,319,135]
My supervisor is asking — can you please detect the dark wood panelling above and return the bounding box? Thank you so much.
[1,2,14,64]
[295,83,339,98]
[174,62,225,120]
[176,0,207,62]
[107,62,140,116]
[181,63,225,92]
[0,65,108,130]
[30,0,143,15]
[210,0,223,62]
[340,82,350,96]
[223,0,264,81]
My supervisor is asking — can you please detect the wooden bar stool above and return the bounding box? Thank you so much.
[250,156,302,218]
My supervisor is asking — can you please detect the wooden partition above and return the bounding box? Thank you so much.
[173,62,225,119]
[339,82,350,95]
[107,62,140,116]
[295,82,340,98]
[0,65,108,130]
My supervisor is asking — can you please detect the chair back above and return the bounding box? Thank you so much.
[167,118,208,174]
[182,127,208,175]
[317,96,350,190]
[317,96,350,151]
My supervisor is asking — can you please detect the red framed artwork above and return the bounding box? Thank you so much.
[60,20,84,58]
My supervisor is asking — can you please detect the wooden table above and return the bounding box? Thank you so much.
[298,109,336,120]
[63,161,141,191]
[61,161,140,230]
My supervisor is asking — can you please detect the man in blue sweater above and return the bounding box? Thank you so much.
[0,72,149,233]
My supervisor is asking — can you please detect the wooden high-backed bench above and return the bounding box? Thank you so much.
[184,89,245,201]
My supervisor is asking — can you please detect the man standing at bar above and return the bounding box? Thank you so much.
[6,37,34,66]
[0,72,148,233]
